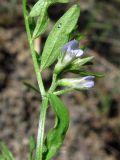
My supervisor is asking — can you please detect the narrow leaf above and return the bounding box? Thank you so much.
[29,16,36,34]
[51,0,69,2]
[40,5,80,71]
[35,51,41,66]
[28,136,36,160]
[44,93,69,160]
[23,81,40,93]
[29,136,36,153]
[32,3,49,38]
[29,0,69,17]
[29,0,70,38]
[79,71,104,78]
[0,142,15,160]
[29,0,44,17]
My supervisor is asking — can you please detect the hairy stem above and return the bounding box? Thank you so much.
[22,1,48,160]
[36,97,48,160]
[22,0,45,97]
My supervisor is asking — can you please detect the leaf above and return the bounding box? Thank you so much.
[23,81,40,93]
[29,1,49,39]
[32,4,49,38]
[29,0,69,17]
[79,71,104,78]
[0,142,15,160]
[35,51,41,66]
[29,136,36,153]
[51,0,69,2]
[44,93,69,160]
[29,17,36,34]
[29,0,45,17]
[28,136,36,160]
[40,5,80,71]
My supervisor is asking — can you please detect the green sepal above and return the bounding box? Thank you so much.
[69,56,94,71]
[56,56,93,75]
[62,57,104,77]
[40,5,80,71]
[23,81,40,94]
[44,93,69,160]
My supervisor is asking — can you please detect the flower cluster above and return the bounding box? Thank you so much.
[55,40,95,90]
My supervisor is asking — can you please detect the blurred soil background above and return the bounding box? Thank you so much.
[0,0,120,160]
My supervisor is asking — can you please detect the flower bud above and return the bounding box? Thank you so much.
[62,40,84,63]
[57,76,95,90]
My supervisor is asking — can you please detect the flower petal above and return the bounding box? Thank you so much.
[71,49,84,57]
[82,76,95,81]
[80,81,95,88]
[62,40,79,52]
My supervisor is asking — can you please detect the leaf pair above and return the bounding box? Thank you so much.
[44,93,69,160]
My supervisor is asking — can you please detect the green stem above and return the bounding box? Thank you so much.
[22,1,48,160]
[22,0,45,97]
[54,88,73,95]
[36,97,48,160]
[48,73,57,93]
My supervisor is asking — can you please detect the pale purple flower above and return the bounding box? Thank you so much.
[61,40,84,62]
[58,76,95,90]
[62,40,79,52]
[78,76,95,89]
